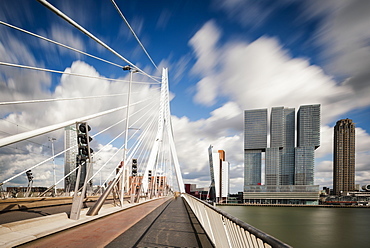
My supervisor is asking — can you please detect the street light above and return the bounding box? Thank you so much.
[120,65,138,205]
[49,137,57,197]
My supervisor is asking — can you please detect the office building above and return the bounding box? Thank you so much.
[64,125,77,192]
[333,119,355,195]
[64,125,93,192]
[295,104,320,185]
[243,104,321,204]
[297,104,320,149]
[266,107,295,185]
[244,109,267,188]
[244,105,320,186]
[208,145,230,203]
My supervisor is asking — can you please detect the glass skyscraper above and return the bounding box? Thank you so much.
[64,125,77,192]
[295,104,320,185]
[266,107,295,185]
[244,109,267,188]
[297,104,320,149]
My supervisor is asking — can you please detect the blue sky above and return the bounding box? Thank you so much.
[1,0,370,193]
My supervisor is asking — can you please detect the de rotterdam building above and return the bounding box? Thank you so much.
[243,104,321,204]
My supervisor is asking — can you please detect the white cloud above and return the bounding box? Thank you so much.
[303,0,370,105]
[189,20,220,75]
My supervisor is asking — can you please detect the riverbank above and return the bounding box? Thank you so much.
[216,203,370,208]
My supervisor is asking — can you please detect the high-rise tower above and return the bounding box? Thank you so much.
[333,119,355,195]
[295,104,320,185]
[297,104,320,149]
[244,109,267,188]
[64,125,77,192]
[266,107,295,185]
[208,145,230,203]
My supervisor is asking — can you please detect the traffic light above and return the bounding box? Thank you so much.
[26,170,33,182]
[76,122,93,163]
[132,158,138,176]
[148,170,152,182]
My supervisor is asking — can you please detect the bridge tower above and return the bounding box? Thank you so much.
[143,68,184,193]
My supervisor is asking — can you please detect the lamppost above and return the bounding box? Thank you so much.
[49,137,57,196]
[121,65,138,205]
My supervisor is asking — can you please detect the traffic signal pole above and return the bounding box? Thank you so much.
[70,122,93,220]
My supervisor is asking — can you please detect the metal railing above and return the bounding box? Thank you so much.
[182,193,292,248]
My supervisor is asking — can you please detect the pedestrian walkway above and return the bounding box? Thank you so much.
[107,196,213,247]
[17,197,171,248]
[18,196,213,248]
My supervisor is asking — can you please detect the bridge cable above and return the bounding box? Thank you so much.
[36,0,160,83]
[110,0,158,70]
[0,97,151,148]
[97,107,157,189]
[0,94,159,187]
[0,61,159,85]
[89,99,158,183]
[0,20,123,69]
[0,92,139,106]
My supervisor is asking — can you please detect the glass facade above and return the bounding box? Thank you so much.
[294,146,314,185]
[280,147,295,185]
[295,104,320,186]
[244,150,262,188]
[244,109,267,150]
[265,147,280,185]
[270,107,284,148]
[267,107,295,185]
[64,125,77,192]
[297,104,320,149]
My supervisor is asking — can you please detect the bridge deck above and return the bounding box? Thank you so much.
[19,197,213,248]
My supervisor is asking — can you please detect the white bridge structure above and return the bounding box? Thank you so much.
[0,1,291,247]
[0,0,184,220]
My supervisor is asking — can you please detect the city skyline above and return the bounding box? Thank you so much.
[1,1,370,193]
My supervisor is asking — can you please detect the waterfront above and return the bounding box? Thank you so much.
[218,205,370,248]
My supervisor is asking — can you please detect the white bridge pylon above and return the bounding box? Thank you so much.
[86,68,184,216]
[143,68,184,193]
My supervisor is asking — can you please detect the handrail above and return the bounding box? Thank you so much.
[182,193,292,248]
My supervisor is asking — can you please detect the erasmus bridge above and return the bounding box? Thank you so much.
[0,1,291,247]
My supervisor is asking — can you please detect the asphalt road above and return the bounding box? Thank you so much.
[0,199,114,224]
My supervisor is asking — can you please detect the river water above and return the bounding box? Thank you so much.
[217,205,370,248]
